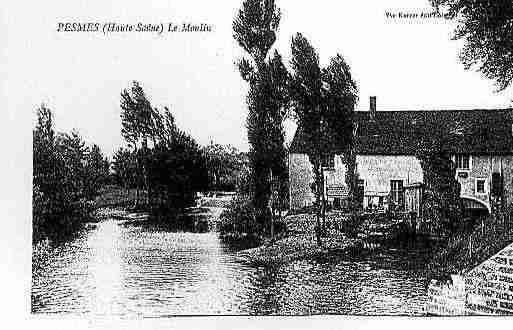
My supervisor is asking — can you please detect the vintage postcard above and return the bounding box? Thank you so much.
[3,0,513,328]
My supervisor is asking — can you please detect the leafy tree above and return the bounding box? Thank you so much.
[33,105,100,243]
[203,142,248,191]
[415,118,468,234]
[112,147,137,189]
[120,81,157,207]
[83,144,110,200]
[289,33,358,245]
[33,104,63,242]
[120,81,155,148]
[55,131,89,200]
[146,107,208,215]
[323,54,359,211]
[233,0,289,237]
[416,140,463,235]
[430,0,513,92]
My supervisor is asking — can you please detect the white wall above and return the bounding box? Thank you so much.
[356,155,424,195]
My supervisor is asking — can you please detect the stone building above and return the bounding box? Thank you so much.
[289,97,513,214]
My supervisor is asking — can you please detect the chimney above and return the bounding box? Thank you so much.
[369,96,376,120]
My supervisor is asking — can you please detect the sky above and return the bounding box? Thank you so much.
[5,0,513,158]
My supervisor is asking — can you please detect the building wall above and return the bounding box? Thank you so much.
[356,155,423,193]
[289,153,424,210]
[456,155,513,211]
[503,155,513,206]
[289,153,513,211]
[289,153,315,210]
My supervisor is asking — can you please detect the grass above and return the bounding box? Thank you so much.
[427,210,513,282]
[236,212,361,266]
[93,185,148,209]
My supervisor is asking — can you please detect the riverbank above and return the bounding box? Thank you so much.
[237,213,362,266]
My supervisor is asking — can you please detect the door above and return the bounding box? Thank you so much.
[390,180,404,210]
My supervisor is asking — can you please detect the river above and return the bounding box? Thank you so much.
[31,210,432,317]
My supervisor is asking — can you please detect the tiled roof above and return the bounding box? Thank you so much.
[290,109,513,155]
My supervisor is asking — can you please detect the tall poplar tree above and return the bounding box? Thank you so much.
[233,0,289,236]
[290,33,358,245]
[120,81,155,206]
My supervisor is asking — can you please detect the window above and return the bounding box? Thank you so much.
[356,180,365,209]
[455,154,470,170]
[322,155,335,169]
[390,180,404,209]
[492,173,503,196]
[476,179,486,194]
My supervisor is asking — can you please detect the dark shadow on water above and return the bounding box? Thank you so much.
[312,235,436,274]
[220,235,262,252]
[122,211,212,233]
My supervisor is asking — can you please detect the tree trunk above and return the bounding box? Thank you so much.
[315,163,322,247]
[142,137,150,207]
[321,166,326,236]
[270,170,274,240]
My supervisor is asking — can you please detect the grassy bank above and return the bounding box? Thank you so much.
[93,185,148,209]
[427,210,513,282]
[236,212,361,266]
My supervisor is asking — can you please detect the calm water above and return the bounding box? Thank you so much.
[32,214,432,316]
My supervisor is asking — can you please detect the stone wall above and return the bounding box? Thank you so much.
[465,243,513,315]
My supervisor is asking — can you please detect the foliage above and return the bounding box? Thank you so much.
[119,82,210,213]
[289,33,358,244]
[233,0,281,68]
[119,85,210,215]
[202,142,248,191]
[112,147,140,189]
[430,0,513,91]
[415,139,463,234]
[147,109,209,213]
[219,194,261,243]
[427,207,513,282]
[339,214,364,239]
[83,144,110,199]
[33,105,110,243]
[120,81,155,148]
[233,0,289,234]
[93,185,146,209]
[218,193,287,248]
[119,81,153,207]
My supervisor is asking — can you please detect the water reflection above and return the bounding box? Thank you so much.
[32,216,431,316]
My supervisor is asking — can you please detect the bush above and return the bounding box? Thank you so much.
[339,214,364,238]
[427,206,513,282]
[33,105,109,244]
[219,194,262,246]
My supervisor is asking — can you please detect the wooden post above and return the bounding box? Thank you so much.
[269,169,274,240]
[321,165,326,235]
[469,235,472,260]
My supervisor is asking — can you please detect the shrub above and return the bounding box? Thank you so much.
[219,194,262,243]
[427,206,513,282]
[339,214,364,238]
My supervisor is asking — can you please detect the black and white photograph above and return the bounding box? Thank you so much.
[3,0,513,327]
